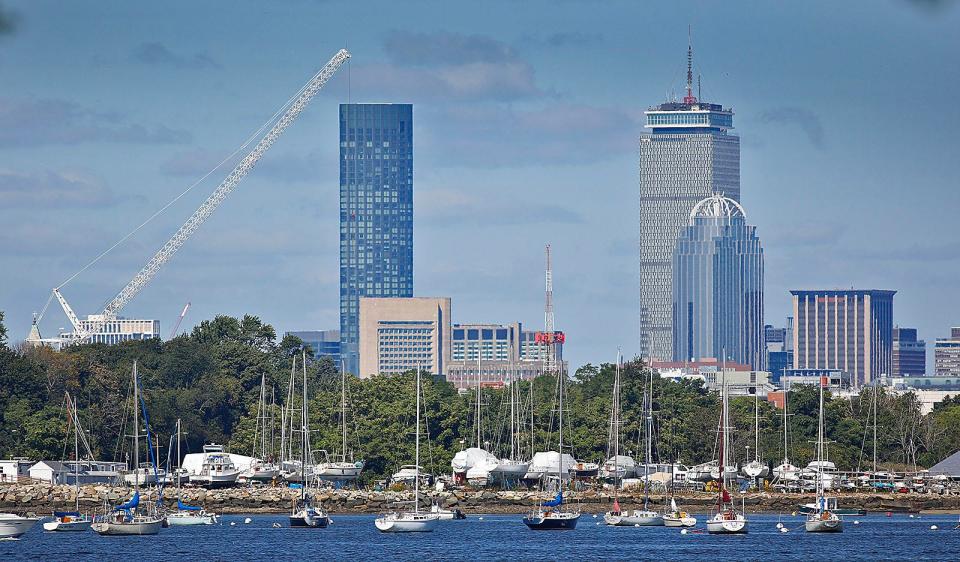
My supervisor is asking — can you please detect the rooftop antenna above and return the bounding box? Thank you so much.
[544,244,556,373]
[698,73,702,102]
[684,25,698,104]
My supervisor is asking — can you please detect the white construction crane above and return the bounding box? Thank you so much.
[30,49,350,346]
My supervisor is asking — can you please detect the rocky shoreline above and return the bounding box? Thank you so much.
[3,482,959,515]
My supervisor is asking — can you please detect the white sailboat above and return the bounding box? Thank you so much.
[243,375,281,483]
[706,362,749,534]
[773,381,800,483]
[166,419,217,526]
[523,365,580,530]
[490,366,529,483]
[290,352,330,529]
[607,360,663,526]
[43,393,93,532]
[315,361,365,483]
[742,391,769,479]
[805,379,843,533]
[92,361,164,536]
[375,366,440,533]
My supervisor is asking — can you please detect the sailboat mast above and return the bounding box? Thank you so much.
[644,366,652,509]
[783,381,789,464]
[817,379,825,498]
[133,361,140,497]
[301,351,308,499]
[558,360,564,483]
[176,418,182,491]
[414,365,421,515]
[872,383,878,473]
[476,354,482,448]
[754,391,759,461]
[72,394,79,511]
[341,360,348,462]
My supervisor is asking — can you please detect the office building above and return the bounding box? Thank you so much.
[339,103,414,375]
[57,315,160,346]
[652,358,772,397]
[935,328,960,377]
[638,42,739,361]
[358,297,450,378]
[765,320,794,384]
[672,194,763,369]
[892,327,926,376]
[790,289,896,387]
[445,323,565,389]
[285,330,341,363]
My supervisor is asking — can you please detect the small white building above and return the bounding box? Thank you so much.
[29,460,67,484]
[28,460,126,485]
[0,458,33,483]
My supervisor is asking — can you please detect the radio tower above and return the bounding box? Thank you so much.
[544,244,556,372]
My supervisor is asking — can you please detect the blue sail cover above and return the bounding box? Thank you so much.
[53,511,80,518]
[177,499,202,511]
[542,491,563,508]
[115,491,140,511]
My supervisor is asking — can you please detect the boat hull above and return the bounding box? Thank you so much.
[42,518,92,532]
[603,512,664,526]
[0,517,39,538]
[523,512,580,530]
[805,518,843,533]
[290,509,329,528]
[166,514,216,526]
[375,515,439,532]
[706,518,748,534]
[190,473,240,488]
[92,519,163,535]
[663,515,697,527]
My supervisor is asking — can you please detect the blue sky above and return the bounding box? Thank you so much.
[1,0,958,370]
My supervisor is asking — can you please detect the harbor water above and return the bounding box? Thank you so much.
[2,512,957,561]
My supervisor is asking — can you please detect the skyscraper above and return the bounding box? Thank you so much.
[340,104,414,375]
[892,327,926,376]
[791,289,896,387]
[672,194,763,368]
[638,41,739,361]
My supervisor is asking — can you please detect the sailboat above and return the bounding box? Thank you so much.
[523,365,580,530]
[662,394,696,528]
[773,381,800,484]
[166,419,217,525]
[92,361,164,535]
[742,391,769,479]
[607,361,663,526]
[706,361,748,534]
[490,365,530,484]
[375,365,440,532]
[315,361,365,483]
[290,352,330,529]
[244,374,281,483]
[805,379,843,533]
[43,393,94,532]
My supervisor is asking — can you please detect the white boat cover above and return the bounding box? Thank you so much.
[527,451,577,476]
[451,448,499,473]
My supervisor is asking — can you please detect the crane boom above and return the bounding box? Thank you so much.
[60,49,350,343]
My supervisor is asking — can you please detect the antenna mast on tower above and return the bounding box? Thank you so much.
[684,25,698,104]
[544,244,556,372]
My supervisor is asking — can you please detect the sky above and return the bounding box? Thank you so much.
[1,0,959,371]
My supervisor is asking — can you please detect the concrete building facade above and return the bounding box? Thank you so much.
[935,327,960,377]
[285,330,341,364]
[445,323,565,389]
[358,297,450,378]
[790,289,896,387]
[57,315,160,345]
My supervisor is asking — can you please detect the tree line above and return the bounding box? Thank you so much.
[1,311,957,481]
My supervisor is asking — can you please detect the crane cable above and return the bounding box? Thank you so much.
[41,72,317,322]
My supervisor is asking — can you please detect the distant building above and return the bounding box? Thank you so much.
[0,458,32,483]
[339,103,414,375]
[652,358,772,397]
[58,315,160,345]
[358,297,451,378]
[445,323,565,389]
[765,320,794,384]
[791,289,896,387]
[781,368,851,391]
[672,194,763,369]
[638,41,740,362]
[286,330,341,364]
[935,328,960,377]
[892,327,926,376]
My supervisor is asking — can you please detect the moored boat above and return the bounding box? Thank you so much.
[0,513,40,538]
[805,380,843,534]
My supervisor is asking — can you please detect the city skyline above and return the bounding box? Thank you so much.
[2,1,959,371]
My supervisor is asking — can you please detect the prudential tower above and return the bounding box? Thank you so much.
[638,37,739,361]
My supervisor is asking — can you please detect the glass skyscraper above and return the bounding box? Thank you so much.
[638,63,739,361]
[672,194,763,369]
[339,104,413,375]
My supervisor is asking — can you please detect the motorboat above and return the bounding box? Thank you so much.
[242,459,281,483]
[0,513,40,538]
[190,445,240,488]
[572,461,600,479]
[430,503,465,521]
[603,506,663,526]
[391,465,429,487]
[123,464,162,487]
